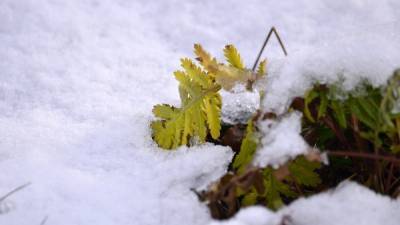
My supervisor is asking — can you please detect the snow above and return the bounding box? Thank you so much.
[1,0,400,225]
[252,112,309,168]
[220,85,260,125]
[263,21,400,113]
[210,181,400,225]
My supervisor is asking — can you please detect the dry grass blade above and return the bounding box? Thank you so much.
[0,182,31,203]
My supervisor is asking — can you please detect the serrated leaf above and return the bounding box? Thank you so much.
[152,104,178,120]
[224,45,244,69]
[203,94,221,139]
[152,67,222,149]
[257,59,267,77]
[262,168,295,210]
[181,58,211,88]
[288,156,321,187]
[233,120,258,173]
[193,44,219,74]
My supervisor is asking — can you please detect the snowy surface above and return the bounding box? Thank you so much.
[1,0,400,225]
[209,181,400,225]
[220,85,260,125]
[253,112,309,168]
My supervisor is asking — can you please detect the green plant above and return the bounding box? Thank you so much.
[150,40,400,220]
[151,44,265,149]
[201,116,322,219]
[291,70,400,194]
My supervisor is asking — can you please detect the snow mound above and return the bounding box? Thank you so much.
[1,0,400,224]
[263,22,400,113]
[252,112,309,168]
[220,85,260,125]
[208,181,400,225]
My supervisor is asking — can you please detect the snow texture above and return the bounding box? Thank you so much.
[220,85,260,125]
[1,0,400,225]
[252,112,309,168]
[209,181,400,225]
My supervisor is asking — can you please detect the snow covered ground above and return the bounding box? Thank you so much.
[1,0,400,224]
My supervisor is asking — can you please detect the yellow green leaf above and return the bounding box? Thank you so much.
[224,44,244,69]
[257,59,267,78]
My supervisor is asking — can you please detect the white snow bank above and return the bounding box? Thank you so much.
[1,0,400,225]
[0,139,233,225]
[263,22,400,113]
[209,181,400,225]
[253,112,309,168]
[220,85,260,125]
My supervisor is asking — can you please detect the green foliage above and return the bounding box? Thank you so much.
[203,151,322,218]
[152,44,265,149]
[224,45,244,69]
[151,58,221,149]
[151,40,400,220]
[301,73,400,153]
[232,120,258,173]
[203,116,322,217]
[256,59,267,78]
[262,168,296,209]
[294,70,400,195]
[288,156,321,186]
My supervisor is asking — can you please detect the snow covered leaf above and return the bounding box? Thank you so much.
[224,45,244,69]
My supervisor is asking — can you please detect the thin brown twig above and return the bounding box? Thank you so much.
[327,151,400,164]
[0,182,31,203]
[322,115,351,149]
[252,27,288,71]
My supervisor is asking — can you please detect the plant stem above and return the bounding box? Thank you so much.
[327,151,400,165]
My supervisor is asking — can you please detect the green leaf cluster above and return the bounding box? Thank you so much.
[302,72,400,153]
[297,70,400,195]
[151,58,221,149]
[151,44,267,149]
[206,118,322,214]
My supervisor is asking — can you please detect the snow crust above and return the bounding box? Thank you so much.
[252,112,309,168]
[209,181,400,225]
[220,85,260,125]
[1,0,400,225]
